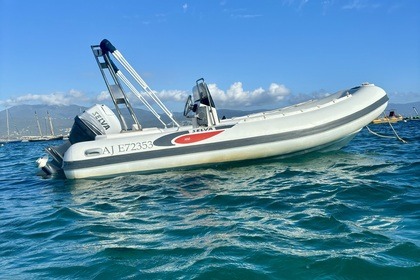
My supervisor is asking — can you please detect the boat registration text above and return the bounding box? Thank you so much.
[102,141,154,155]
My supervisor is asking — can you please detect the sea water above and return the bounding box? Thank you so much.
[0,121,419,279]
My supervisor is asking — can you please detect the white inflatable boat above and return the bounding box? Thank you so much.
[37,39,388,179]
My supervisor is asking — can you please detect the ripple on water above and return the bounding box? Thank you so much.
[0,124,419,279]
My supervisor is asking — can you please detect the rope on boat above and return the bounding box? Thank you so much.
[366,113,407,143]
[387,121,408,143]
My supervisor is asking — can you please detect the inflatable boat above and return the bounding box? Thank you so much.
[37,39,388,179]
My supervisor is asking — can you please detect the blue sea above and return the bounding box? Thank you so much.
[1,121,419,279]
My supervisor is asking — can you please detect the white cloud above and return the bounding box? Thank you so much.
[99,89,189,106]
[341,0,380,10]
[96,90,111,102]
[182,3,188,12]
[282,0,311,10]
[0,82,292,110]
[208,82,290,108]
[281,0,383,14]
[1,92,72,107]
[0,89,94,107]
[156,89,188,102]
[92,82,290,109]
[69,89,84,98]
[342,0,365,10]
[286,89,330,105]
[231,14,262,19]
[388,91,420,104]
[268,83,290,101]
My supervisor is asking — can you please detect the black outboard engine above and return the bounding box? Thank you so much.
[69,104,122,144]
[37,104,122,177]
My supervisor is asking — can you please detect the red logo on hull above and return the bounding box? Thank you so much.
[174,130,224,144]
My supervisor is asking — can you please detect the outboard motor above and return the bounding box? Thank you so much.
[37,104,122,177]
[69,104,122,144]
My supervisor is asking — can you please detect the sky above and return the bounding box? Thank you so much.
[0,0,419,112]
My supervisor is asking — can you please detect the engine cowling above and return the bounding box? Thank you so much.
[69,104,121,144]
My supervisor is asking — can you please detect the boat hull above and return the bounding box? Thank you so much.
[61,84,388,179]
[64,129,362,179]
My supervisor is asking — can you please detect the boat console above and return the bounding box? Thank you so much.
[184,78,220,128]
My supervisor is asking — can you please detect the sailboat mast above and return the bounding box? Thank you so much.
[47,111,55,136]
[6,108,10,141]
[35,111,43,136]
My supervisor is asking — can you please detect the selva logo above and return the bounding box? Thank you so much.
[92,111,110,130]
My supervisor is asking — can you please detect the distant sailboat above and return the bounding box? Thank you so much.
[406,107,420,121]
[0,108,21,144]
[27,111,64,142]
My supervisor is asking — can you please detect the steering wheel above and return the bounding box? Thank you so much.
[183,95,193,116]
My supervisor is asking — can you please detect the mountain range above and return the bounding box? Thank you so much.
[1,102,419,138]
[0,104,261,138]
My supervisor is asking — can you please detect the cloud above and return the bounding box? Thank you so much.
[1,82,292,110]
[208,82,290,108]
[156,89,188,102]
[97,82,291,109]
[282,0,384,14]
[341,0,380,10]
[388,91,420,104]
[226,7,263,19]
[342,0,366,10]
[182,3,188,12]
[0,90,90,107]
[282,0,311,10]
[231,14,262,19]
[95,89,189,105]
[286,89,331,105]
[96,90,111,102]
